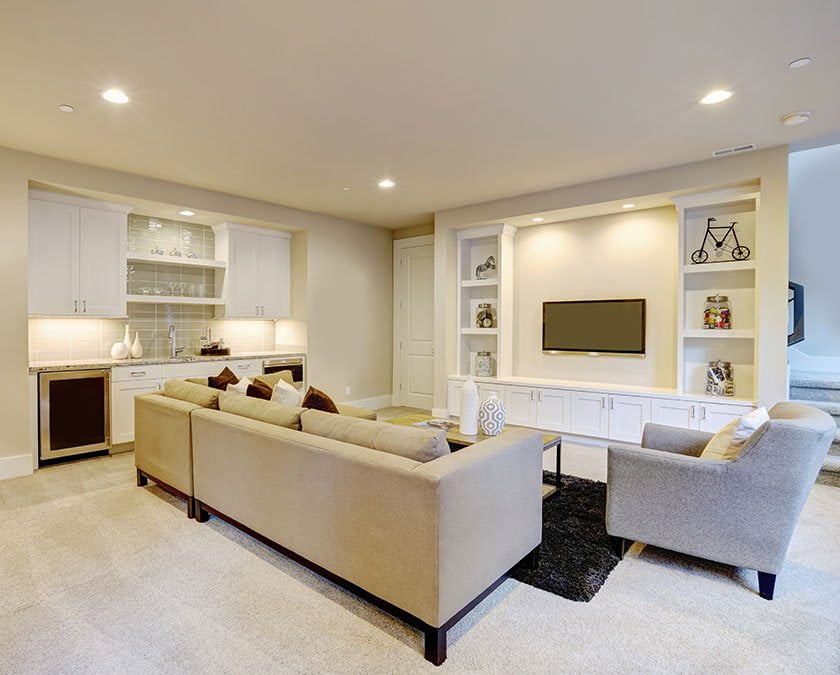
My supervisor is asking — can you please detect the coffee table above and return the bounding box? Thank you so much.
[385,413,562,500]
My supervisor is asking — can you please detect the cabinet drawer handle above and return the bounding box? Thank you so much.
[82,299,86,313]
[700,406,707,420]
[690,405,696,419]
[237,364,250,370]
[74,300,78,313]
[256,305,260,315]
[601,396,607,409]
[610,397,615,410]
[130,371,147,377]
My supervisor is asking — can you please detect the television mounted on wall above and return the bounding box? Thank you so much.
[542,299,646,355]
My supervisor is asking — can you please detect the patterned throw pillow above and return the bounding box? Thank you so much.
[301,386,339,414]
[208,366,239,391]
[246,379,273,401]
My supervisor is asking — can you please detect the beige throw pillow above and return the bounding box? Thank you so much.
[700,407,770,460]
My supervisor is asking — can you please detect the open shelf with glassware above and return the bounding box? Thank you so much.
[127,252,227,270]
[675,188,759,402]
[126,294,225,306]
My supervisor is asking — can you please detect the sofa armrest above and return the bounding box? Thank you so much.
[412,429,543,626]
[641,423,714,457]
[134,393,202,495]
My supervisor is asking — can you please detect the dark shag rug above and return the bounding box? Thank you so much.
[511,472,620,602]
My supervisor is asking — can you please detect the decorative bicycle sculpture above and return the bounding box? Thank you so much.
[690,217,750,264]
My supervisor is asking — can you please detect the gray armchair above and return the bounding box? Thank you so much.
[606,402,835,600]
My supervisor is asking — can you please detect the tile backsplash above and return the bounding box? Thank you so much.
[128,214,215,260]
[29,310,277,362]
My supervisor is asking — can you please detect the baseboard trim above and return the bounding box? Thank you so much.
[344,394,394,410]
[0,453,34,480]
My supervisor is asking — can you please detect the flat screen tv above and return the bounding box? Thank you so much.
[542,299,646,355]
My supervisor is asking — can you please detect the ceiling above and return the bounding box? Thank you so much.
[2,1,839,229]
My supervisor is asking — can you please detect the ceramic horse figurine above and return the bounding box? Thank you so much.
[475,255,496,280]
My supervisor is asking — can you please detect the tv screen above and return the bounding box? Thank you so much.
[542,299,646,354]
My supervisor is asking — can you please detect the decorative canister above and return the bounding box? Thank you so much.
[479,392,506,436]
[706,360,735,397]
[703,294,732,330]
[475,351,495,377]
[475,303,497,329]
[459,377,479,436]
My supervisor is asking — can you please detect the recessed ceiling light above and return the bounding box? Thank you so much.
[101,88,129,104]
[532,217,544,222]
[378,179,395,189]
[341,186,351,191]
[700,90,732,105]
[179,210,195,217]
[58,104,75,113]
[788,57,812,69]
[622,203,635,209]
[781,111,811,126]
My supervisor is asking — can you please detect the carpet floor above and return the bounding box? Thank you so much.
[512,473,618,602]
[1,450,839,673]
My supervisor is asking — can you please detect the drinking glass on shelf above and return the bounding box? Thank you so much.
[196,283,205,298]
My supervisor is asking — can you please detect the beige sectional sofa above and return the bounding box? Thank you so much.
[134,380,544,665]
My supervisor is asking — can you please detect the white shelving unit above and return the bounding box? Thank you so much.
[674,187,759,402]
[127,252,226,270]
[126,294,225,306]
[455,224,516,378]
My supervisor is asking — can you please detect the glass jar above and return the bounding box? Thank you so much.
[703,294,732,330]
[706,360,735,397]
[475,351,495,377]
[475,303,497,329]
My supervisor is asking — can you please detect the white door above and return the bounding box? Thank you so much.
[699,402,754,432]
[570,390,609,438]
[651,398,699,430]
[79,207,126,317]
[608,395,652,443]
[506,386,536,426]
[397,242,435,409]
[536,388,570,432]
[258,233,290,318]
[226,231,261,318]
[447,379,464,417]
[28,199,79,315]
[111,379,161,444]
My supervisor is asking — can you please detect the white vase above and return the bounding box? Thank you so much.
[123,324,131,351]
[479,392,506,436]
[110,341,129,359]
[459,377,478,436]
[130,332,143,359]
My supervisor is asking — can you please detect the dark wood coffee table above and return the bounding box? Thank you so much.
[384,414,562,500]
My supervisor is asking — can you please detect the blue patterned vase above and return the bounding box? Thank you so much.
[478,392,506,436]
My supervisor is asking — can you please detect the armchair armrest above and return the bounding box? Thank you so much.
[642,423,714,457]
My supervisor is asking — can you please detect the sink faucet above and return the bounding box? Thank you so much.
[168,324,184,358]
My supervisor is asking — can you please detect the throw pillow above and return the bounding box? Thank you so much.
[208,367,239,391]
[271,377,302,407]
[700,407,770,460]
[255,371,295,389]
[226,377,252,396]
[301,386,339,414]
[246,379,273,401]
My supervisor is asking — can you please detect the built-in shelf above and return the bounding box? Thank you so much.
[127,294,225,306]
[460,328,498,335]
[127,252,227,269]
[683,260,755,274]
[461,278,499,288]
[683,329,754,340]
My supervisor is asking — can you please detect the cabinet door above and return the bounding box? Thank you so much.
[478,383,505,403]
[258,234,291,318]
[447,380,464,417]
[28,199,79,315]
[651,398,699,430]
[111,379,161,445]
[536,388,570,432]
[608,395,652,443]
[570,390,609,438]
[79,207,127,317]
[699,402,754,432]
[226,231,261,318]
[506,386,536,427]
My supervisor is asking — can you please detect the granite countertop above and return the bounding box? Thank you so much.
[29,350,306,374]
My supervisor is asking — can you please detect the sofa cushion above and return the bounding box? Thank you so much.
[701,407,770,460]
[302,386,340,414]
[300,409,449,463]
[208,366,239,391]
[218,391,303,430]
[185,377,208,386]
[163,379,220,409]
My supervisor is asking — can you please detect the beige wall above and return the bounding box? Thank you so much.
[433,146,789,412]
[393,223,434,240]
[0,145,392,470]
[513,207,677,387]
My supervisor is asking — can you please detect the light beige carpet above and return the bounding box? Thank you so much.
[1,448,839,673]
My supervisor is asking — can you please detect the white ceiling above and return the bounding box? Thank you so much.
[2,1,839,229]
